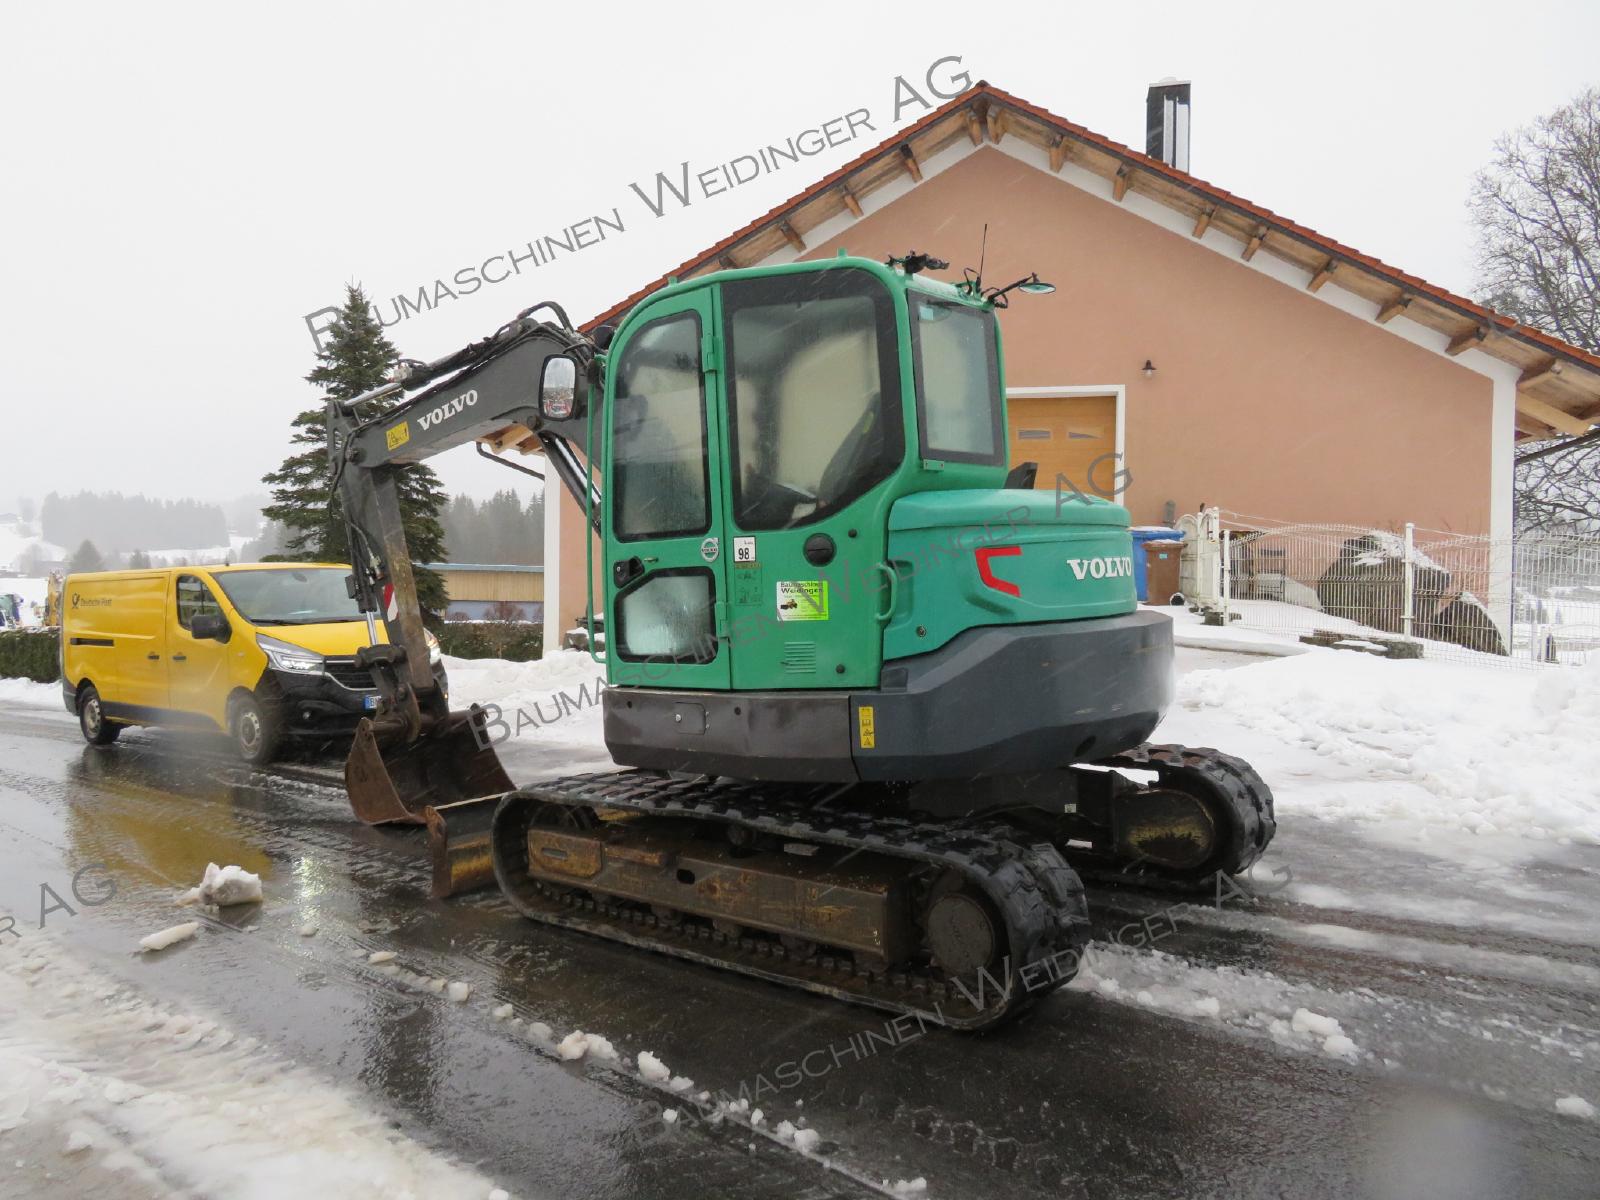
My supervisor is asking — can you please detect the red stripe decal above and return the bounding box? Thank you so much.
[975,545,1022,597]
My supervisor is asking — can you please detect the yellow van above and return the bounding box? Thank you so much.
[60,563,445,764]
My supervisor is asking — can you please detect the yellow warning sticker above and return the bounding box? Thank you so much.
[857,704,876,749]
[386,421,411,451]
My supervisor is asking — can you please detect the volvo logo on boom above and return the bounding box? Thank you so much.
[417,389,478,430]
[1066,555,1134,581]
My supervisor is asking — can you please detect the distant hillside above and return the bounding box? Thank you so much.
[41,491,229,557]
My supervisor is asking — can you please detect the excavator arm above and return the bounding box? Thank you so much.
[324,302,601,866]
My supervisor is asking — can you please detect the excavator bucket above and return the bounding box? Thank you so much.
[425,798,499,898]
[346,705,515,898]
[345,703,514,823]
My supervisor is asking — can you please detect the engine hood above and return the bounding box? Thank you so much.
[256,621,383,657]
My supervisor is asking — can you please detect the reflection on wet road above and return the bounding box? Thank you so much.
[2,707,1597,1200]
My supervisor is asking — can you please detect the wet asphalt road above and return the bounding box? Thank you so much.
[2,680,1597,1200]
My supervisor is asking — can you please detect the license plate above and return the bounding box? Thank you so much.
[363,695,378,710]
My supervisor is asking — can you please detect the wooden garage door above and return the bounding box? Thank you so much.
[1008,394,1118,497]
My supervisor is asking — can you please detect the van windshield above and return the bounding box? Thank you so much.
[214,567,363,625]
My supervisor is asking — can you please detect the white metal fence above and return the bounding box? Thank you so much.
[1194,510,1600,669]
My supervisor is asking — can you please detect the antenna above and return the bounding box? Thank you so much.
[976,223,989,291]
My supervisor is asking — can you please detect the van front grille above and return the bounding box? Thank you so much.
[324,658,377,690]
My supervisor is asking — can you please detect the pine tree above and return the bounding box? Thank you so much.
[69,539,105,573]
[262,284,448,614]
[127,549,153,569]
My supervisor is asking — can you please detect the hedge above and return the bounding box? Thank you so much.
[436,621,543,663]
[0,628,61,683]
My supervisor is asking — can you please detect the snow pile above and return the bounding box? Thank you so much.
[1350,529,1447,573]
[1,936,509,1198]
[637,1050,671,1082]
[770,1118,820,1153]
[195,863,262,907]
[555,1030,617,1061]
[1163,607,1310,657]
[1555,1095,1595,1119]
[1165,650,1600,846]
[1066,943,1365,1061]
[139,922,199,952]
[0,676,63,710]
[1290,1008,1359,1060]
[442,650,612,771]
[444,649,606,723]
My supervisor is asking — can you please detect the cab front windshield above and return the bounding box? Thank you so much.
[723,269,904,530]
[214,567,363,625]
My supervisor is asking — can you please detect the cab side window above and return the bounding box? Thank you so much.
[176,575,222,631]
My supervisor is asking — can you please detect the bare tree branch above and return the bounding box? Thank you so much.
[1472,86,1600,532]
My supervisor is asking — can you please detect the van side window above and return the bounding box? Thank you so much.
[176,575,222,631]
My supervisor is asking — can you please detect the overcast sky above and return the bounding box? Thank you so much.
[4,1,1598,511]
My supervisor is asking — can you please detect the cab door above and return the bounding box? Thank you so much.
[168,572,232,727]
[717,268,906,690]
[603,289,731,690]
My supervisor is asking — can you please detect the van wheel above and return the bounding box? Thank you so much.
[231,695,281,766]
[78,685,121,746]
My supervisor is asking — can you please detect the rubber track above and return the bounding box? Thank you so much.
[1074,743,1278,890]
[490,772,1091,1032]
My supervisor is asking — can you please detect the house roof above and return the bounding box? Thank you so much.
[582,82,1600,442]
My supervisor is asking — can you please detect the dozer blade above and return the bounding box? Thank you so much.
[345,704,514,826]
[425,797,500,898]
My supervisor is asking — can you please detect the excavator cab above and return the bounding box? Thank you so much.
[595,258,1167,784]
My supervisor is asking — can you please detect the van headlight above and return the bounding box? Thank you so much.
[424,628,442,665]
[258,633,324,674]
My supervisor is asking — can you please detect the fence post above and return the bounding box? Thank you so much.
[1402,522,1415,640]
[1221,528,1232,618]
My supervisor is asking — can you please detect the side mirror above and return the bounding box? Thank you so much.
[539,355,583,421]
[191,613,230,641]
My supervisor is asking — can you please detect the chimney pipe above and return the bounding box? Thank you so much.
[1146,78,1191,172]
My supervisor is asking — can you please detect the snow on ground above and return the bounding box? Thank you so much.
[1065,942,1368,1062]
[0,676,62,710]
[1161,645,1600,849]
[0,524,65,574]
[0,935,512,1200]
[443,650,614,775]
[1059,931,1597,1112]
[1163,606,1309,656]
[141,536,254,567]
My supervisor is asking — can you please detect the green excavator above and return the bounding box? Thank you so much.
[326,253,1275,1030]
